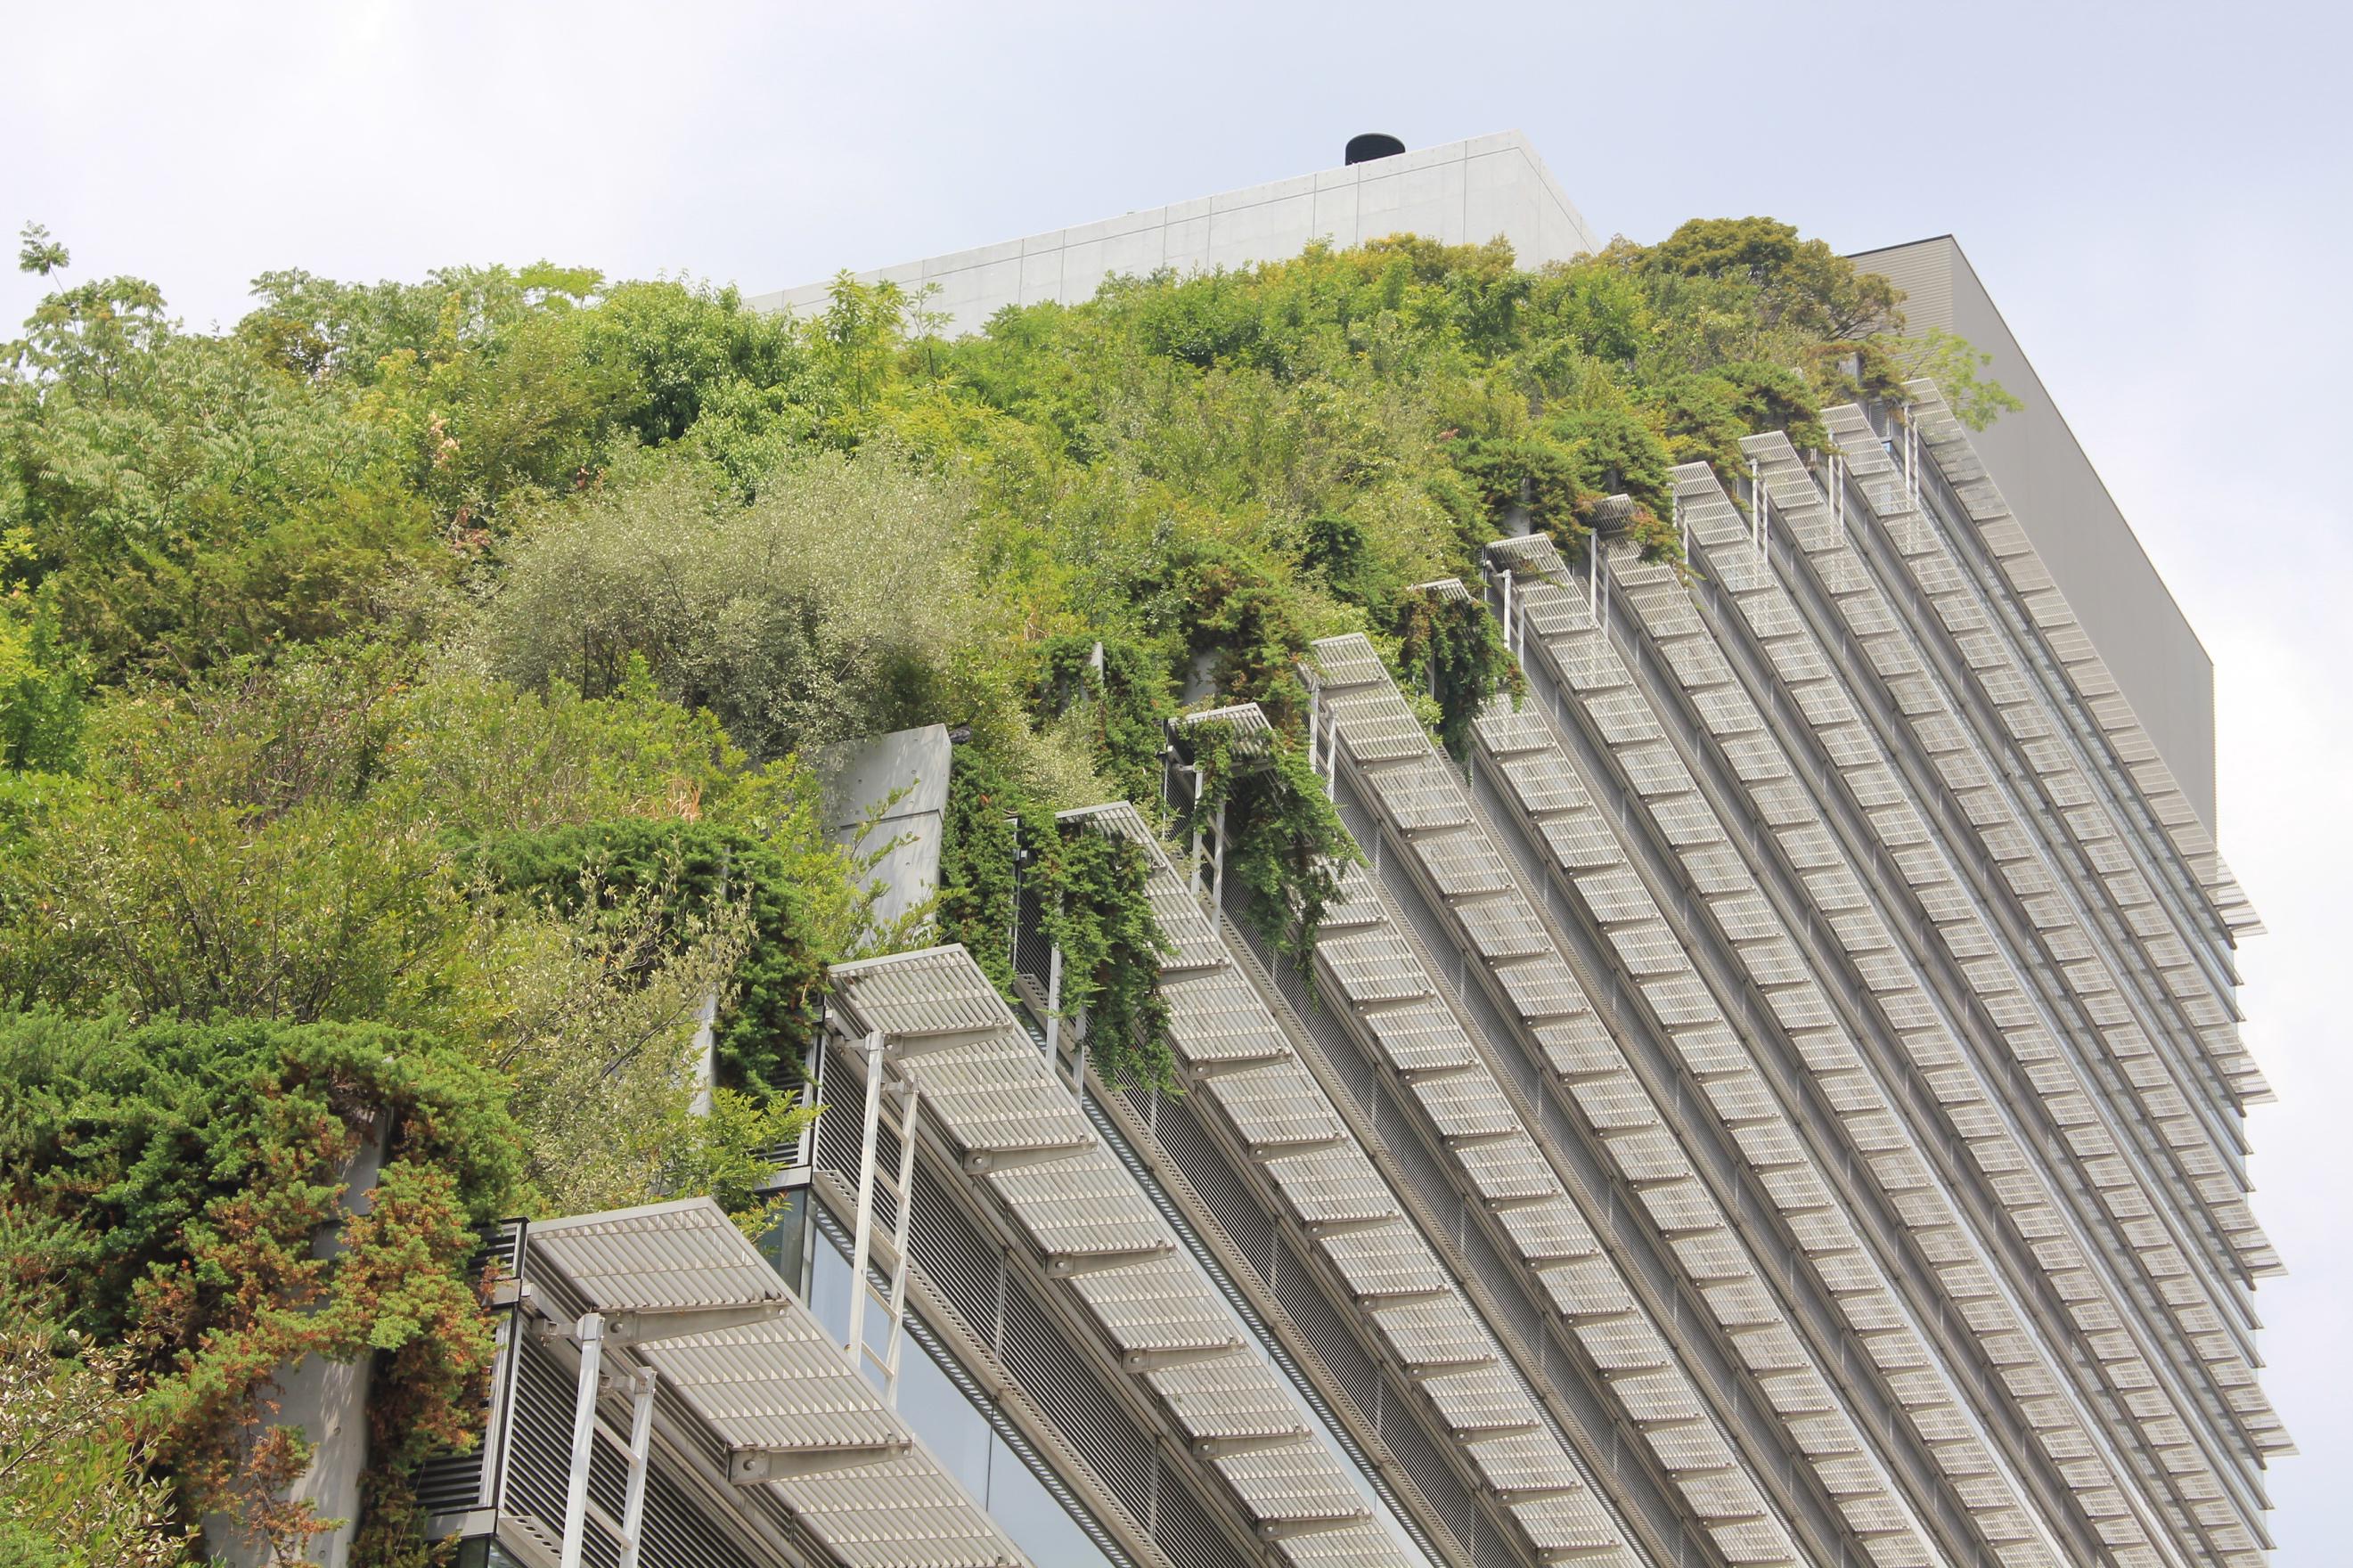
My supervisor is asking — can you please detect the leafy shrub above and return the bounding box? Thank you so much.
[0,1012,524,1559]
[1180,718,1360,968]
[464,818,835,1094]
[935,742,1174,1089]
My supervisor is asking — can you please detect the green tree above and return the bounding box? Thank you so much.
[1908,328,2026,430]
[0,1312,192,1568]
[481,449,982,762]
[1647,216,1902,339]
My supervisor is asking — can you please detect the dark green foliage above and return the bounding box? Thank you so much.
[1039,824,1176,1090]
[463,819,832,1094]
[1396,588,1523,762]
[1451,436,1587,545]
[935,743,1174,1089]
[935,743,1039,993]
[1658,359,1826,473]
[0,1012,519,1325]
[1164,538,1314,717]
[1542,404,1677,524]
[1181,719,1360,968]
[0,1011,524,1556]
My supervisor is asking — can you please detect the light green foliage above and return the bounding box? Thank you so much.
[0,1324,192,1568]
[464,816,860,1093]
[1907,329,2026,431]
[0,642,859,1163]
[0,605,79,771]
[481,449,981,762]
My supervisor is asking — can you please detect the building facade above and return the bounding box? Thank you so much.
[429,138,2279,1568]
[1850,238,2218,830]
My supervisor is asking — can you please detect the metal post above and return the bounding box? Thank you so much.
[1304,680,1320,775]
[558,1312,605,1568]
[1071,1008,1091,1110]
[616,1366,656,1568]
[1588,531,1598,618]
[844,1030,884,1368]
[883,1083,919,1408]
[1187,765,1204,897]
[1042,942,1064,1072]
[689,853,730,1120]
[1903,407,1917,508]
[1748,458,1758,551]
[687,986,718,1121]
[1500,568,1514,661]
[797,1031,826,1173]
[1209,798,1228,910]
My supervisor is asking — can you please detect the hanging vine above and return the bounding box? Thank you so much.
[1393,587,1523,763]
[1040,823,1176,1090]
[1029,633,1174,820]
[462,820,833,1096]
[1178,718,1360,969]
[935,744,1176,1090]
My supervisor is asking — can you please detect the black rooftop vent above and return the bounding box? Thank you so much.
[1344,133,1405,166]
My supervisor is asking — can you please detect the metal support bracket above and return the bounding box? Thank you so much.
[729,1441,911,1485]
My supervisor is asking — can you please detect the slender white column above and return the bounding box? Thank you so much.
[843,1029,885,1368]
[1187,765,1204,897]
[1209,799,1228,909]
[884,1083,920,1408]
[616,1367,656,1568]
[687,987,717,1120]
[1042,942,1064,1072]
[558,1312,605,1568]
[1305,680,1321,775]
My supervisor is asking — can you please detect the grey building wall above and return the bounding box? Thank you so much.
[815,723,952,934]
[1853,235,2218,829]
[752,130,1600,335]
[202,1120,386,1568]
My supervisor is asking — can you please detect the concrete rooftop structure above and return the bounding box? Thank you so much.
[752,130,1598,336]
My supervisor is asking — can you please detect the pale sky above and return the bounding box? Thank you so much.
[7,1,2349,1558]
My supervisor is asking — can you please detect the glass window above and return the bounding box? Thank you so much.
[804,1221,853,1347]
[470,1537,529,1568]
[894,1328,991,1500]
[756,1186,812,1296]
[984,1432,1115,1568]
[806,1229,1115,1568]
